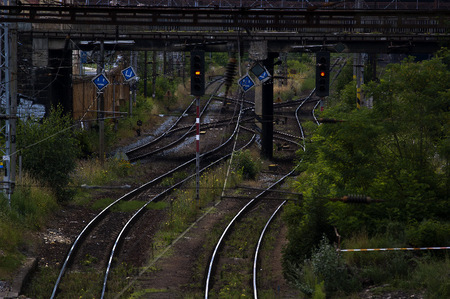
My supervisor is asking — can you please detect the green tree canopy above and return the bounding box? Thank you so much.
[283,51,450,263]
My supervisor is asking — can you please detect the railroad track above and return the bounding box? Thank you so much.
[126,79,254,162]
[204,92,313,297]
[50,54,346,297]
[50,87,255,298]
[206,57,348,297]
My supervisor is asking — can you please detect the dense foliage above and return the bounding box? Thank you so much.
[17,106,80,200]
[283,51,450,297]
[233,150,261,180]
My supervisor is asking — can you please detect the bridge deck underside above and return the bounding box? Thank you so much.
[5,6,449,53]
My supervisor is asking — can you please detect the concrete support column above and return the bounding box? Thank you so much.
[48,46,72,113]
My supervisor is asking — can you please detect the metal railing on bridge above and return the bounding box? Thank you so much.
[23,0,450,10]
[2,5,449,35]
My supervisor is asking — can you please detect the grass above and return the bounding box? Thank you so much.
[71,158,134,188]
[129,288,169,298]
[71,157,137,207]
[22,266,58,298]
[0,174,58,280]
[151,164,237,251]
[214,203,275,297]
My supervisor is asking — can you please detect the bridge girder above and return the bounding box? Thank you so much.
[8,5,450,54]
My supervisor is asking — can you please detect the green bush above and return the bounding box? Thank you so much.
[310,237,359,294]
[233,150,260,180]
[77,120,117,158]
[17,105,80,200]
[284,237,359,297]
[406,219,450,247]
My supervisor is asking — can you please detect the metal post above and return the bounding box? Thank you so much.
[8,6,17,200]
[0,0,18,205]
[196,96,200,203]
[97,40,105,165]
[152,51,157,98]
[144,51,148,98]
[113,77,117,131]
[128,51,133,117]
[261,53,275,159]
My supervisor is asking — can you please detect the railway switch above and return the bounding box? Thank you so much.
[316,52,330,97]
[190,50,205,96]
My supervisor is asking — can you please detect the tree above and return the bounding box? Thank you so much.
[17,106,80,200]
[283,52,450,263]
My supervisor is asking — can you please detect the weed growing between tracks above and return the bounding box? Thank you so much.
[209,203,275,298]
[24,262,135,299]
[151,164,237,254]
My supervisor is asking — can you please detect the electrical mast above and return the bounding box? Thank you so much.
[0,0,17,205]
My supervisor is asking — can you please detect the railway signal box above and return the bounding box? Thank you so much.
[316,52,330,97]
[190,50,205,96]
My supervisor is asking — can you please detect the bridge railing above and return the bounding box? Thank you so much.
[20,0,450,10]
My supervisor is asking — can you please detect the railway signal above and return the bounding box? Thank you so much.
[190,50,205,96]
[316,51,330,97]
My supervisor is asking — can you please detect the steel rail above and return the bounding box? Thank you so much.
[51,102,239,298]
[128,80,226,161]
[252,200,286,299]
[295,90,314,151]
[51,85,249,298]
[205,90,310,297]
[313,99,321,125]
[253,85,318,298]
[126,77,224,157]
[125,97,196,155]
[204,160,297,298]
[101,134,255,298]
[253,56,349,297]
[49,144,205,298]
[52,128,252,298]
[162,115,254,136]
[101,91,250,297]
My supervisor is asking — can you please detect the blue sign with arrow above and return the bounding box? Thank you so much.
[122,66,137,82]
[238,74,255,92]
[258,70,270,83]
[92,73,110,91]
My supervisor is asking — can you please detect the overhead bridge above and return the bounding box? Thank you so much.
[2,5,450,53]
